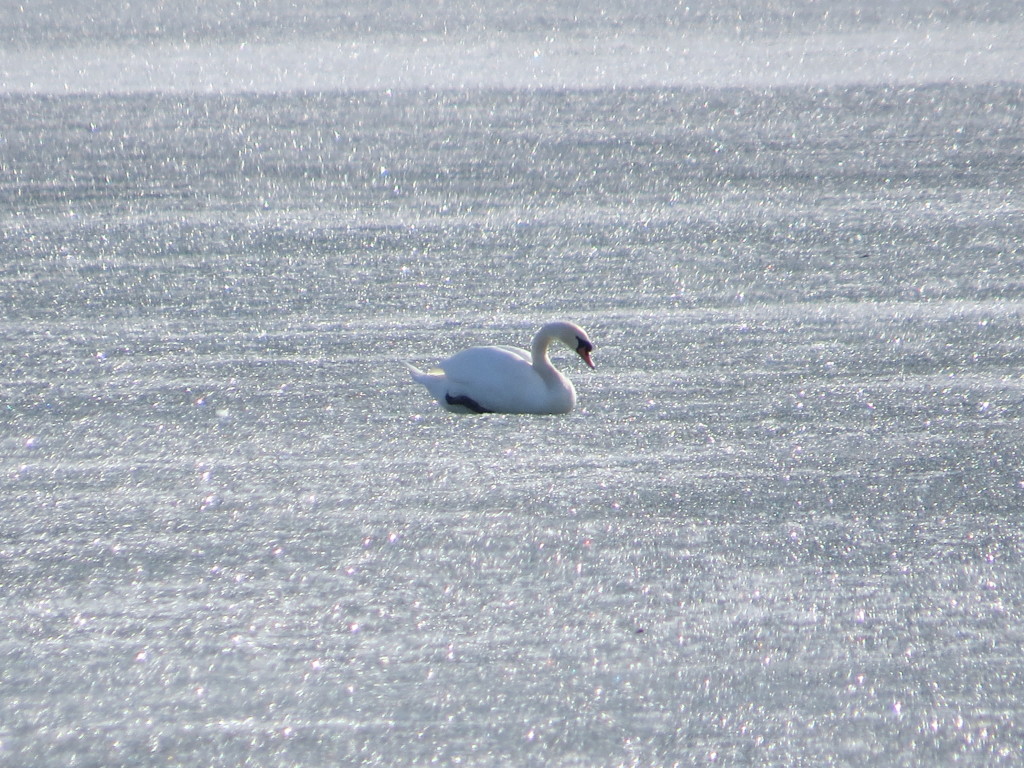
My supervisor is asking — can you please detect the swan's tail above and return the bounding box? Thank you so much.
[404,361,440,384]
[405,362,449,409]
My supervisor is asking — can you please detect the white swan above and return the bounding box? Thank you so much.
[406,321,595,414]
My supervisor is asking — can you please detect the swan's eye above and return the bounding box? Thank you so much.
[576,336,593,353]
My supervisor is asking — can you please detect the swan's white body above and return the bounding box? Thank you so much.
[407,321,595,415]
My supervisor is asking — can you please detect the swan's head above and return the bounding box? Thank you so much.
[543,321,595,369]
[574,332,595,369]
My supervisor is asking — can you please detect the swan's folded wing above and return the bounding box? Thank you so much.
[490,345,532,362]
[440,346,544,409]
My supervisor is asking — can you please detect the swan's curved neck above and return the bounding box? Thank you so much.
[531,328,561,381]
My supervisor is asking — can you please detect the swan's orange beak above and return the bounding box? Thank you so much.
[578,349,595,369]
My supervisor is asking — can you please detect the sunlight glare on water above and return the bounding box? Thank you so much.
[2,2,1024,766]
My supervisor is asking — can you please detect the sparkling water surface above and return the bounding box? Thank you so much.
[3,4,1024,766]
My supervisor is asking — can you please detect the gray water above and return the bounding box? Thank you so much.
[3,3,1024,766]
